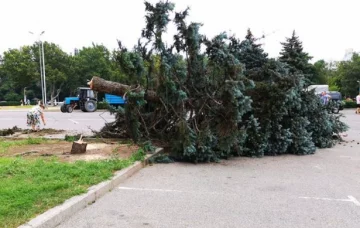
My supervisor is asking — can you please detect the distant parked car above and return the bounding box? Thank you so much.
[325,91,343,114]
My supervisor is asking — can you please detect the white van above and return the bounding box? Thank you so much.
[307,85,329,95]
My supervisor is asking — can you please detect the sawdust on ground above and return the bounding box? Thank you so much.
[22,128,65,136]
[1,140,139,162]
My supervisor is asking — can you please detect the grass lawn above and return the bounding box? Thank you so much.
[0,138,49,153]
[0,146,145,228]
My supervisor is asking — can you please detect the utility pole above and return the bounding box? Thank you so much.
[24,87,27,105]
[41,40,47,107]
[38,40,44,104]
[29,31,46,106]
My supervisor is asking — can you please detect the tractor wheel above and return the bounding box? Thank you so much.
[80,103,87,112]
[67,105,74,113]
[60,105,66,113]
[84,100,97,112]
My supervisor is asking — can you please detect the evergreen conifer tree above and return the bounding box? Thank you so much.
[93,1,348,162]
[279,30,314,85]
[279,31,348,150]
[236,29,268,72]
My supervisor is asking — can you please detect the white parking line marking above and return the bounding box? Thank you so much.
[118,187,234,196]
[118,187,183,193]
[299,196,360,206]
[68,119,79,124]
[339,156,360,161]
[340,156,352,158]
[299,197,348,202]
[348,196,360,206]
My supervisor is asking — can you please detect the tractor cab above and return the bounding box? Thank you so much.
[61,87,98,113]
[77,87,96,100]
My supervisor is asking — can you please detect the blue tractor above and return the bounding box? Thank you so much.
[61,87,97,113]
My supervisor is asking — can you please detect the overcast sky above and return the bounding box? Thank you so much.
[0,0,358,62]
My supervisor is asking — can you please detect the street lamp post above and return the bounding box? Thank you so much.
[29,31,46,106]
[41,40,47,106]
[38,39,44,105]
[24,87,27,105]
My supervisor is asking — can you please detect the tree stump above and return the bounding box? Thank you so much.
[70,135,87,154]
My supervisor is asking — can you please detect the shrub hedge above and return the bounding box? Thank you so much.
[97,102,109,109]
[0,101,38,106]
[343,100,357,108]
[0,101,21,106]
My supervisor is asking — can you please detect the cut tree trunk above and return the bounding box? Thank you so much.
[88,76,159,102]
[70,135,87,154]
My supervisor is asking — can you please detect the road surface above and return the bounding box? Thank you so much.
[0,109,115,135]
[57,109,360,228]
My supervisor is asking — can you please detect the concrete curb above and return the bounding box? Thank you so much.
[18,148,163,228]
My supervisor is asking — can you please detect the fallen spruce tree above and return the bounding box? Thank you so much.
[89,1,348,162]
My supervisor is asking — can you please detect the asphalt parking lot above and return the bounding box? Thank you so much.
[57,109,360,228]
[0,109,115,135]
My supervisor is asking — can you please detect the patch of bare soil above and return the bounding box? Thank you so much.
[0,126,22,136]
[0,127,64,137]
[21,128,65,136]
[2,140,140,162]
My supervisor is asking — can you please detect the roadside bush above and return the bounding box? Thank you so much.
[98,101,125,110]
[343,100,357,108]
[0,101,21,106]
[0,101,39,106]
[97,102,109,109]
